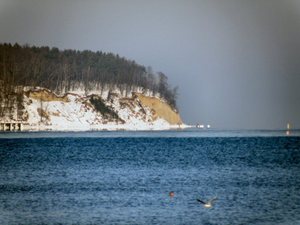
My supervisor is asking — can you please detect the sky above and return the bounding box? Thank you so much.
[0,0,300,129]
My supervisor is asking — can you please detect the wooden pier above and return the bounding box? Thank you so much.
[0,122,23,131]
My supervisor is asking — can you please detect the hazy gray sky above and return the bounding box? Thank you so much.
[1,0,300,129]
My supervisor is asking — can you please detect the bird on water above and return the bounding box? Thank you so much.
[196,197,218,208]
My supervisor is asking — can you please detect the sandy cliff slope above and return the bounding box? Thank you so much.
[135,93,182,125]
[0,87,185,131]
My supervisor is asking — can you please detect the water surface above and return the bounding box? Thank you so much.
[0,130,299,224]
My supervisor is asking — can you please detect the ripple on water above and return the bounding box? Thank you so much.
[0,135,299,224]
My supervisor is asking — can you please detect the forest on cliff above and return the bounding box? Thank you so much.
[0,43,178,109]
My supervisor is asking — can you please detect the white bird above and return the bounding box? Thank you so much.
[196,197,218,208]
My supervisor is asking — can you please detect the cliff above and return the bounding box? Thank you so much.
[0,87,184,131]
[135,93,182,125]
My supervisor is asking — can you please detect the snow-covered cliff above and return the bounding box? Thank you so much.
[1,87,184,131]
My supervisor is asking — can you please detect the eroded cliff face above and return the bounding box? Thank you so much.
[135,93,182,125]
[0,87,184,131]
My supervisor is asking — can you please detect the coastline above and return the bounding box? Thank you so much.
[19,123,192,132]
[1,87,187,132]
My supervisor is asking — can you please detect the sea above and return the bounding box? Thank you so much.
[0,129,299,225]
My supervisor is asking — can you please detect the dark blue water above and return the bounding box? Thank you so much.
[0,131,300,225]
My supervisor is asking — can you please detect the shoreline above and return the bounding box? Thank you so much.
[2,123,192,132]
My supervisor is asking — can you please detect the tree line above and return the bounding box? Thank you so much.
[0,43,178,109]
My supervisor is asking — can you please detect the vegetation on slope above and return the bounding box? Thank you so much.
[89,95,121,121]
[0,43,178,109]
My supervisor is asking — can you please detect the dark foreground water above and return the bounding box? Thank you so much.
[0,130,300,225]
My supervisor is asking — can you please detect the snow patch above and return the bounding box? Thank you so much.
[19,88,184,131]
